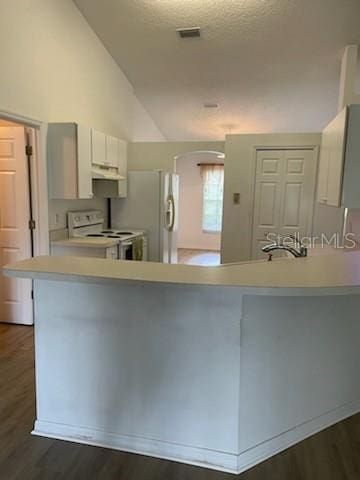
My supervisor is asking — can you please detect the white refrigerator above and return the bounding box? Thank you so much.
[111,171,179,263]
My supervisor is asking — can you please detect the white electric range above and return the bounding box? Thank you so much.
[51,210,147,261]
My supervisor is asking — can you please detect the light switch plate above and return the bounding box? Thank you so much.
[233,193,240,204]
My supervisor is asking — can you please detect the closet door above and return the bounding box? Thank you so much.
[278,150,317,239]
[251,149,317,260]
[251,151,283,259]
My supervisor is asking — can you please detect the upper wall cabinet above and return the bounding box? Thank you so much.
[91,130,106,166]
[105,135,119,168]
[317,105,360,208]
[118,139,127,172]
[48,124,128,199]
[48,123,93,200]
[91,130,128,198]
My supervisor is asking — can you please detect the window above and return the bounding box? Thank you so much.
[200,164,224,232]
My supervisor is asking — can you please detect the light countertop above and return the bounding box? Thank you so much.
[4,252,360,295]
[51,237,119,248]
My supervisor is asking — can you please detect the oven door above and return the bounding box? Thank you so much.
[119,241,133,260]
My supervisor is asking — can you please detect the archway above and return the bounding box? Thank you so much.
[175,150,224,266]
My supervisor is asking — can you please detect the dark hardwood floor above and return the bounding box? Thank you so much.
[1,323,360,479]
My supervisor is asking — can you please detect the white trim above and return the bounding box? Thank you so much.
[0,108,49,256]
[174,150,224,161]
[235,398,360,474]
[0,108,42,127]
[32,398,360,475]
[32,421,239,474]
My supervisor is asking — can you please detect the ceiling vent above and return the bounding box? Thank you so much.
[177,27,201,39]
[204,102,219,108]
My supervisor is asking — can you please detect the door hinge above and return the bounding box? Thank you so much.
[25,144,33,156]
[29,219,36,230]
[31,290,34,300]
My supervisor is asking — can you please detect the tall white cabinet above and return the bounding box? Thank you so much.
[317,105,360,208]
[48,123,93,200]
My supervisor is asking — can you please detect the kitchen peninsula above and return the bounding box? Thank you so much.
[4,254,360,474]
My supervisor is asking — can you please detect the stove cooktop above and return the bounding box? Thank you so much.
[85,231,137,239]
[101,230,134,235]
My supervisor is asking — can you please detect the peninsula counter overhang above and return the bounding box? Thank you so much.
[4,252,360,296]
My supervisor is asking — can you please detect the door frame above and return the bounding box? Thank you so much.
[0,108,49,257]
[249,145,319,259]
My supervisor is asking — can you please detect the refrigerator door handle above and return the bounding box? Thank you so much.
[165,195,175,232]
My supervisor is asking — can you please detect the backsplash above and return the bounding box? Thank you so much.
[48,198,108,231]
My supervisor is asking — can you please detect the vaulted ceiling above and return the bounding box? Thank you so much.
[73,0,360,141]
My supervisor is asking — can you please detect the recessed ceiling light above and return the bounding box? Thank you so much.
[177,27,201,39]
[203,102,219,108]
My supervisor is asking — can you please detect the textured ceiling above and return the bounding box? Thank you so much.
[73,0,360,141]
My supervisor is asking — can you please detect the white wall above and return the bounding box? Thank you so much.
[222,133,344,263]
[0,0,164,142]
[0,0,164,231]
[177,152,221,250]
[48,198,107,232]
[348,208,360,245]
[128,141,225,172]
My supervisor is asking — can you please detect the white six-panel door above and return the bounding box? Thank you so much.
[251,149,317,259]
[0,127,33,324]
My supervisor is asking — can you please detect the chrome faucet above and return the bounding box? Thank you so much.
[262,235,307,261]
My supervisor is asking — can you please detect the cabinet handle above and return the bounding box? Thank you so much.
[322,197,327,203]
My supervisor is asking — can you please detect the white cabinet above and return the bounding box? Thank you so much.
[105,135,119,168]
[342,105,360,208]
[317,107,347,207]
[317,105,360,208]
[48,124,128,200]
[92,131,128,198]
[91,130,106,166]
[118,139,128,197]
[48,123,93,200]
[118,139,127,176]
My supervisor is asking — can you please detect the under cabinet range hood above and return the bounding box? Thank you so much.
[92,165,125,181]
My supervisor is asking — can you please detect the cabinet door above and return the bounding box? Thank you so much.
[77,125,93,199]
[326,107,347,207]
[118,139,127,176]
[48,123,79,199]
[118,139,128,197]
[317,107,347,207]
[105,135,119,168]
[317,131,329,205]
[342,105,360,207]
[91,129,106,166]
